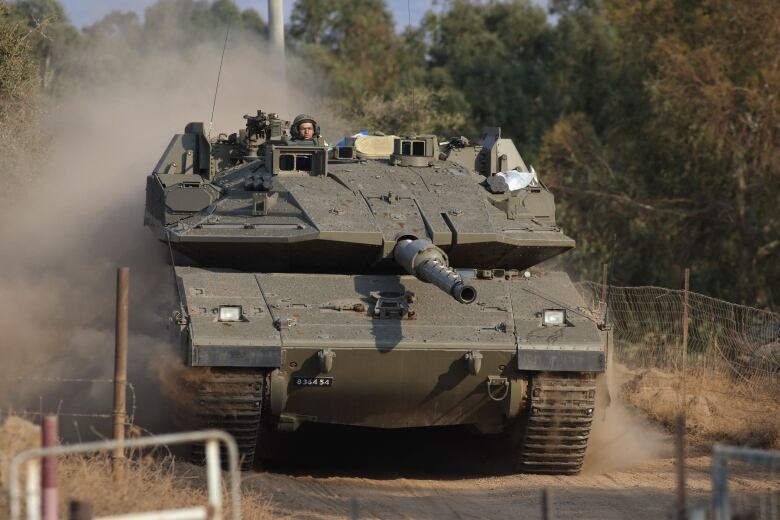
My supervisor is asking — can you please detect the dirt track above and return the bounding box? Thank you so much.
[237,411,777,519]
[247,455,735,519]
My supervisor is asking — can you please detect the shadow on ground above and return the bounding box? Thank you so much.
[258,423,515,479]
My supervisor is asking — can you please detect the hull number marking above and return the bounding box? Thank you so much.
[294,377,333,387]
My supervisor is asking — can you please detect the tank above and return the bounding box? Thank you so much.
[145,111,611,474]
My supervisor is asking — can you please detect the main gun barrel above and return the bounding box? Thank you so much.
[393,239,477,304]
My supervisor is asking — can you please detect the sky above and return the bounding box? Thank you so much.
[60,0,443,29]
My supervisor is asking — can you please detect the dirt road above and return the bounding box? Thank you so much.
[247,455,730,519]
[237,409,777,519]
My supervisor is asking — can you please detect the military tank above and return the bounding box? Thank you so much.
[145,110,610,474]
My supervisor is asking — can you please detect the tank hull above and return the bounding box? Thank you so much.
[148,122,607,474]
[273,348,515,433]
[175,268,606,436]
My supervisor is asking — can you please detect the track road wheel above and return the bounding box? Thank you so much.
[513,373,596,475]
[190,369,266,470]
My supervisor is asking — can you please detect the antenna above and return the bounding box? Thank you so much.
[407,0,415,119]
[208,24,231,140]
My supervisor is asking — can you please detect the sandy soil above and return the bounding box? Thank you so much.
[246,455,728,520]
[3,411,776,519]
[234,417,778,520]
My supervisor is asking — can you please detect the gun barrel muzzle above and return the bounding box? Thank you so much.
[393,238,477,304]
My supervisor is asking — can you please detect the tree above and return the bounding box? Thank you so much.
[0,0,43,189]
[289,0,464,133]
[290,0,400,96]
[538,0,780,308]
[142,0,264,50]
[11,0,80,92]
[424,0,554,154]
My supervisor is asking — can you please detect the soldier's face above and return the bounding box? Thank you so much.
[298,122,315,139]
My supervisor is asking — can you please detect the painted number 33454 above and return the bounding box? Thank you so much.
[294,377,333,387]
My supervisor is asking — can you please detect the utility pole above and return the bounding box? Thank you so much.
[268,0,285,56]
[267,0,287,111]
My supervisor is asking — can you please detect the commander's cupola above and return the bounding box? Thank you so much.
[390,135,437,167]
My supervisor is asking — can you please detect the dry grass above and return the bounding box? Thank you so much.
[0,417,272,519]
[620,364,780,449]
[0,416,39,489]
[0,3,45,195]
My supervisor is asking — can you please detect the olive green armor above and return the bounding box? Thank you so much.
[144,111,610,473]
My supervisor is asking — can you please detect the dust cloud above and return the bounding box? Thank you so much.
[0,32,343,440]
[582,357,667,474]
[584,399,667,474]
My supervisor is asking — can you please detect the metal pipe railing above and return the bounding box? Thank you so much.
[8,429,240,520]
[712,444,780,520]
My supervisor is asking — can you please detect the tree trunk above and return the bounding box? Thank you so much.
[733,161,768,306]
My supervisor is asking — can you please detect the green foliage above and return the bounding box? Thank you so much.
[346,87,465,136]
[291,0,401,96]
[634,0,780,306]
[2,0,776,308]
[289,0,463,134]
[539,0,780,307]
[424,0,554,153]
[0,1,43,186]
[142,0,265,49]
[0,3,38,104]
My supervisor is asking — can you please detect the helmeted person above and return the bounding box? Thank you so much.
[291,114,320,141]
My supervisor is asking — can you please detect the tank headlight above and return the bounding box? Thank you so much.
[218,305,242,322]
[542,309,566,326]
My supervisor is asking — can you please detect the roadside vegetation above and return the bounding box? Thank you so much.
[0,416,272,518]
[0,1,43,191]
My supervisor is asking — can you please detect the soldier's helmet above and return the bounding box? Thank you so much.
[291,114,320,140]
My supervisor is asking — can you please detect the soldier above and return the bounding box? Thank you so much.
[291,114,318,141]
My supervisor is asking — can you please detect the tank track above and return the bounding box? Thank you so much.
[190,369,266,470]
[514,374,597,475]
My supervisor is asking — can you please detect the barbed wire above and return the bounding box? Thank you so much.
[0,377,115,383]
[0,378,137,427]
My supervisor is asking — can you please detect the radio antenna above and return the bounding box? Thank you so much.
[208,24,231,140]
[407,0,415,119]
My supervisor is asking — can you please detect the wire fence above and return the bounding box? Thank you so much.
[0,377,136,432]
[577,282,780,445]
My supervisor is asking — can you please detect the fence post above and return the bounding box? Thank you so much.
[205,439,223,520]
[25,459,41,520]
[675,414,687,518]
[712,446,729,520]
[68,500,92,520]
[681,268,690,413]
[113,267,129,472]
[41,416,58,520]
[541,488,554,520]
